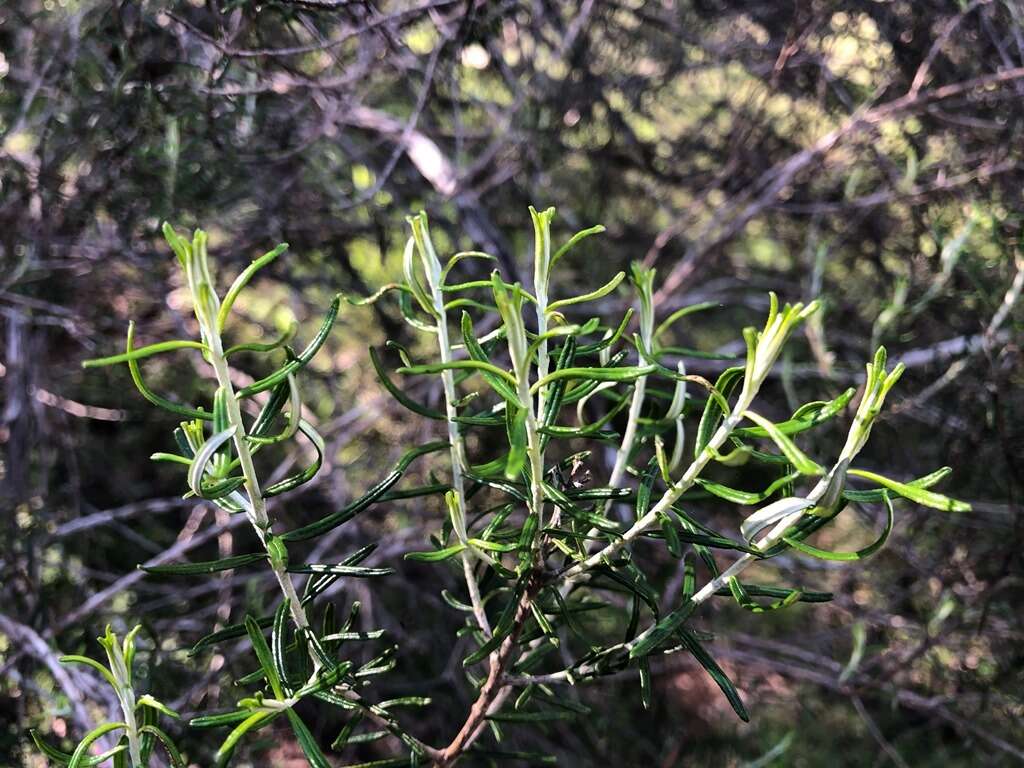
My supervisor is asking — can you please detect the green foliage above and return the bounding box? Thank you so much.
[65,207,969,766]
[32,626,182,768]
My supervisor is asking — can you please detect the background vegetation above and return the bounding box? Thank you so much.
[2,0,1022,765]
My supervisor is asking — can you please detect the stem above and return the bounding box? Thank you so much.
[437,215,552,765]
[435,576,541,766]
[431,271,492,637]
[208,319,439,758]
[609,375,646,492]
[118,687,143,767]
[207,335,312,637]
[521,379,546,531]
[561,384,757,585]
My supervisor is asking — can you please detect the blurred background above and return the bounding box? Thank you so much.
[2,0,1023,765]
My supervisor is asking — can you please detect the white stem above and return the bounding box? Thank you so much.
[118,687,143,767]
[429,270,491,636]
[561,383,757,584]
[207,331,314,652]
[605,374,646,519]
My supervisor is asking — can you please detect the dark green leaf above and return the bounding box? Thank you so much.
[695,366,744,457]
[138,725,186,768]
[282,442,447,541]
[245,614,283,699]
[369,347,444,419]
[679,630,749,722]
[237,295,341,398]
[285,710,331,768]
[142,552,267,576]
[405,542,467,562]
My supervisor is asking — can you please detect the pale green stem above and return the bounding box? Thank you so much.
[607,375,646,501]
[561,381,759,584]
[106,640,143,766]
[521,380,546,531]
[206,330,315,657]
[429,270,491,636]
[117,685,143,767]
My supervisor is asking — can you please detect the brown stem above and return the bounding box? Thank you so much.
[434,575,541,766]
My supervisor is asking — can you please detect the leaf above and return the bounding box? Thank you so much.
[400,357,520,387]
[405,542,468,562]
[67,723,127,768]
[30,730,126,767]
[847,468,970,512]
[59,655,118,690]
[369,346,444,419]
[237,295,341,398]
[138,724,186,768]
[629,600,695,658]
[285,710,332,768]
[635,458,658,519]
[190,710,254,729]
[218,243,289,332]
[505,404,528,479]
[784,491,895,561]
[517,512,539,572]
[695,366,744,457]
[679,630,749,722]
[331,711,365,750]
[124,322,209,419]
[214,711,280,768]
[404,222,440,317]
[712,584,832,603]
[136,694,180,719]
[653,301,719,343]
[287,563,394,577]
[695,472,801,506]
[540,336,577,451]
[842,467,950,502]
[464,581,525,666]
[186,426,237,498]
[282,441,446,541]
[261,419,325,497]
[660,514,682,559]
[225,322,297,357]
[740,497,816,543]
[576,310,634,355]
[467,538,517,553]
[377,696,432,709]
[142,552,267,576]
[550,223,605,271]
[733,388,855,438]
[547,271,626,312]
[247,374,299,444]
[443,250,497,280]
[272,600,293,694]
[191,617,273,656]
[727,577,803,613]
[461,311,523,404]
[743,410,823,475]
[245,614,283,698]
[531,364,657,393]
[82,339,209,368]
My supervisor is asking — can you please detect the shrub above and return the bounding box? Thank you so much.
[58,208,968,766]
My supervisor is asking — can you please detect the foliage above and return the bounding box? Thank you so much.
[3,1,1023,766]
[64,209,968,765]
[31,626,182,768]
